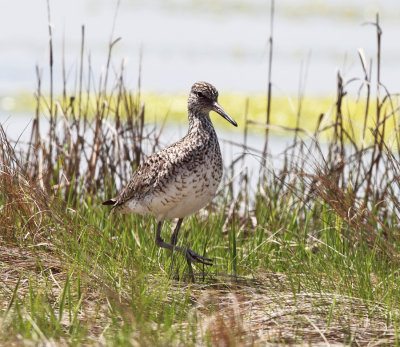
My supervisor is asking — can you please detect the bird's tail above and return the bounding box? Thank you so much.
[102,199,116,206]
[102,198,117,217]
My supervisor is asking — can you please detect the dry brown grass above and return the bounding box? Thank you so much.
[155,273,397,346]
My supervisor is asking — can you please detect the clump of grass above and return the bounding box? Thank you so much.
[1,7,400,346]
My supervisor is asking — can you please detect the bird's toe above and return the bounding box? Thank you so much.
[186,248,213,266]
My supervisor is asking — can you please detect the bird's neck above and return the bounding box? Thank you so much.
[188,111,215,136]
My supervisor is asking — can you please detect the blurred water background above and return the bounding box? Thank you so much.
[1,0,399,99]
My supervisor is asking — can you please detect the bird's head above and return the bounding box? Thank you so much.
[188,81,237,127]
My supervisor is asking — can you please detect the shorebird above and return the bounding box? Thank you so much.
[103,81,237,270]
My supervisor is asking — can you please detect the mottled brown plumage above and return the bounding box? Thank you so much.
[103,81,237,269]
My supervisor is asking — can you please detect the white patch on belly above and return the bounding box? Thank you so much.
[148,167,220,220]
[164,189,216,219]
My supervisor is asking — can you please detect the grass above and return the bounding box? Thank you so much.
[2,148,400,345]
[1,9,400,346]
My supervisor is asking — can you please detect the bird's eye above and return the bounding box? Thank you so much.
[195,91,205,98]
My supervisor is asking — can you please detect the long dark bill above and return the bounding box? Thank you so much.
[212,102,238,127]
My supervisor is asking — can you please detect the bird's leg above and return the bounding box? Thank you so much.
[168,218,183,277]
[172,218,195,282]
[171,218,183,246]
[155,221,213,266]
[186,253,195,282]
[155,221,174,251]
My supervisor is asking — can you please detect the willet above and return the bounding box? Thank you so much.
[103,81,237,273]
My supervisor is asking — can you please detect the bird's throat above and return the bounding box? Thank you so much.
[188,112,214,135]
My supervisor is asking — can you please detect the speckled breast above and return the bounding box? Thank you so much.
[150,139,223,220]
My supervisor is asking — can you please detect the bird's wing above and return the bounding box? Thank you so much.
[113,139,197,206]
[114,151,165,205]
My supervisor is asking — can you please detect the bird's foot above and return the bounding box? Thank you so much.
[185,248,213,266]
